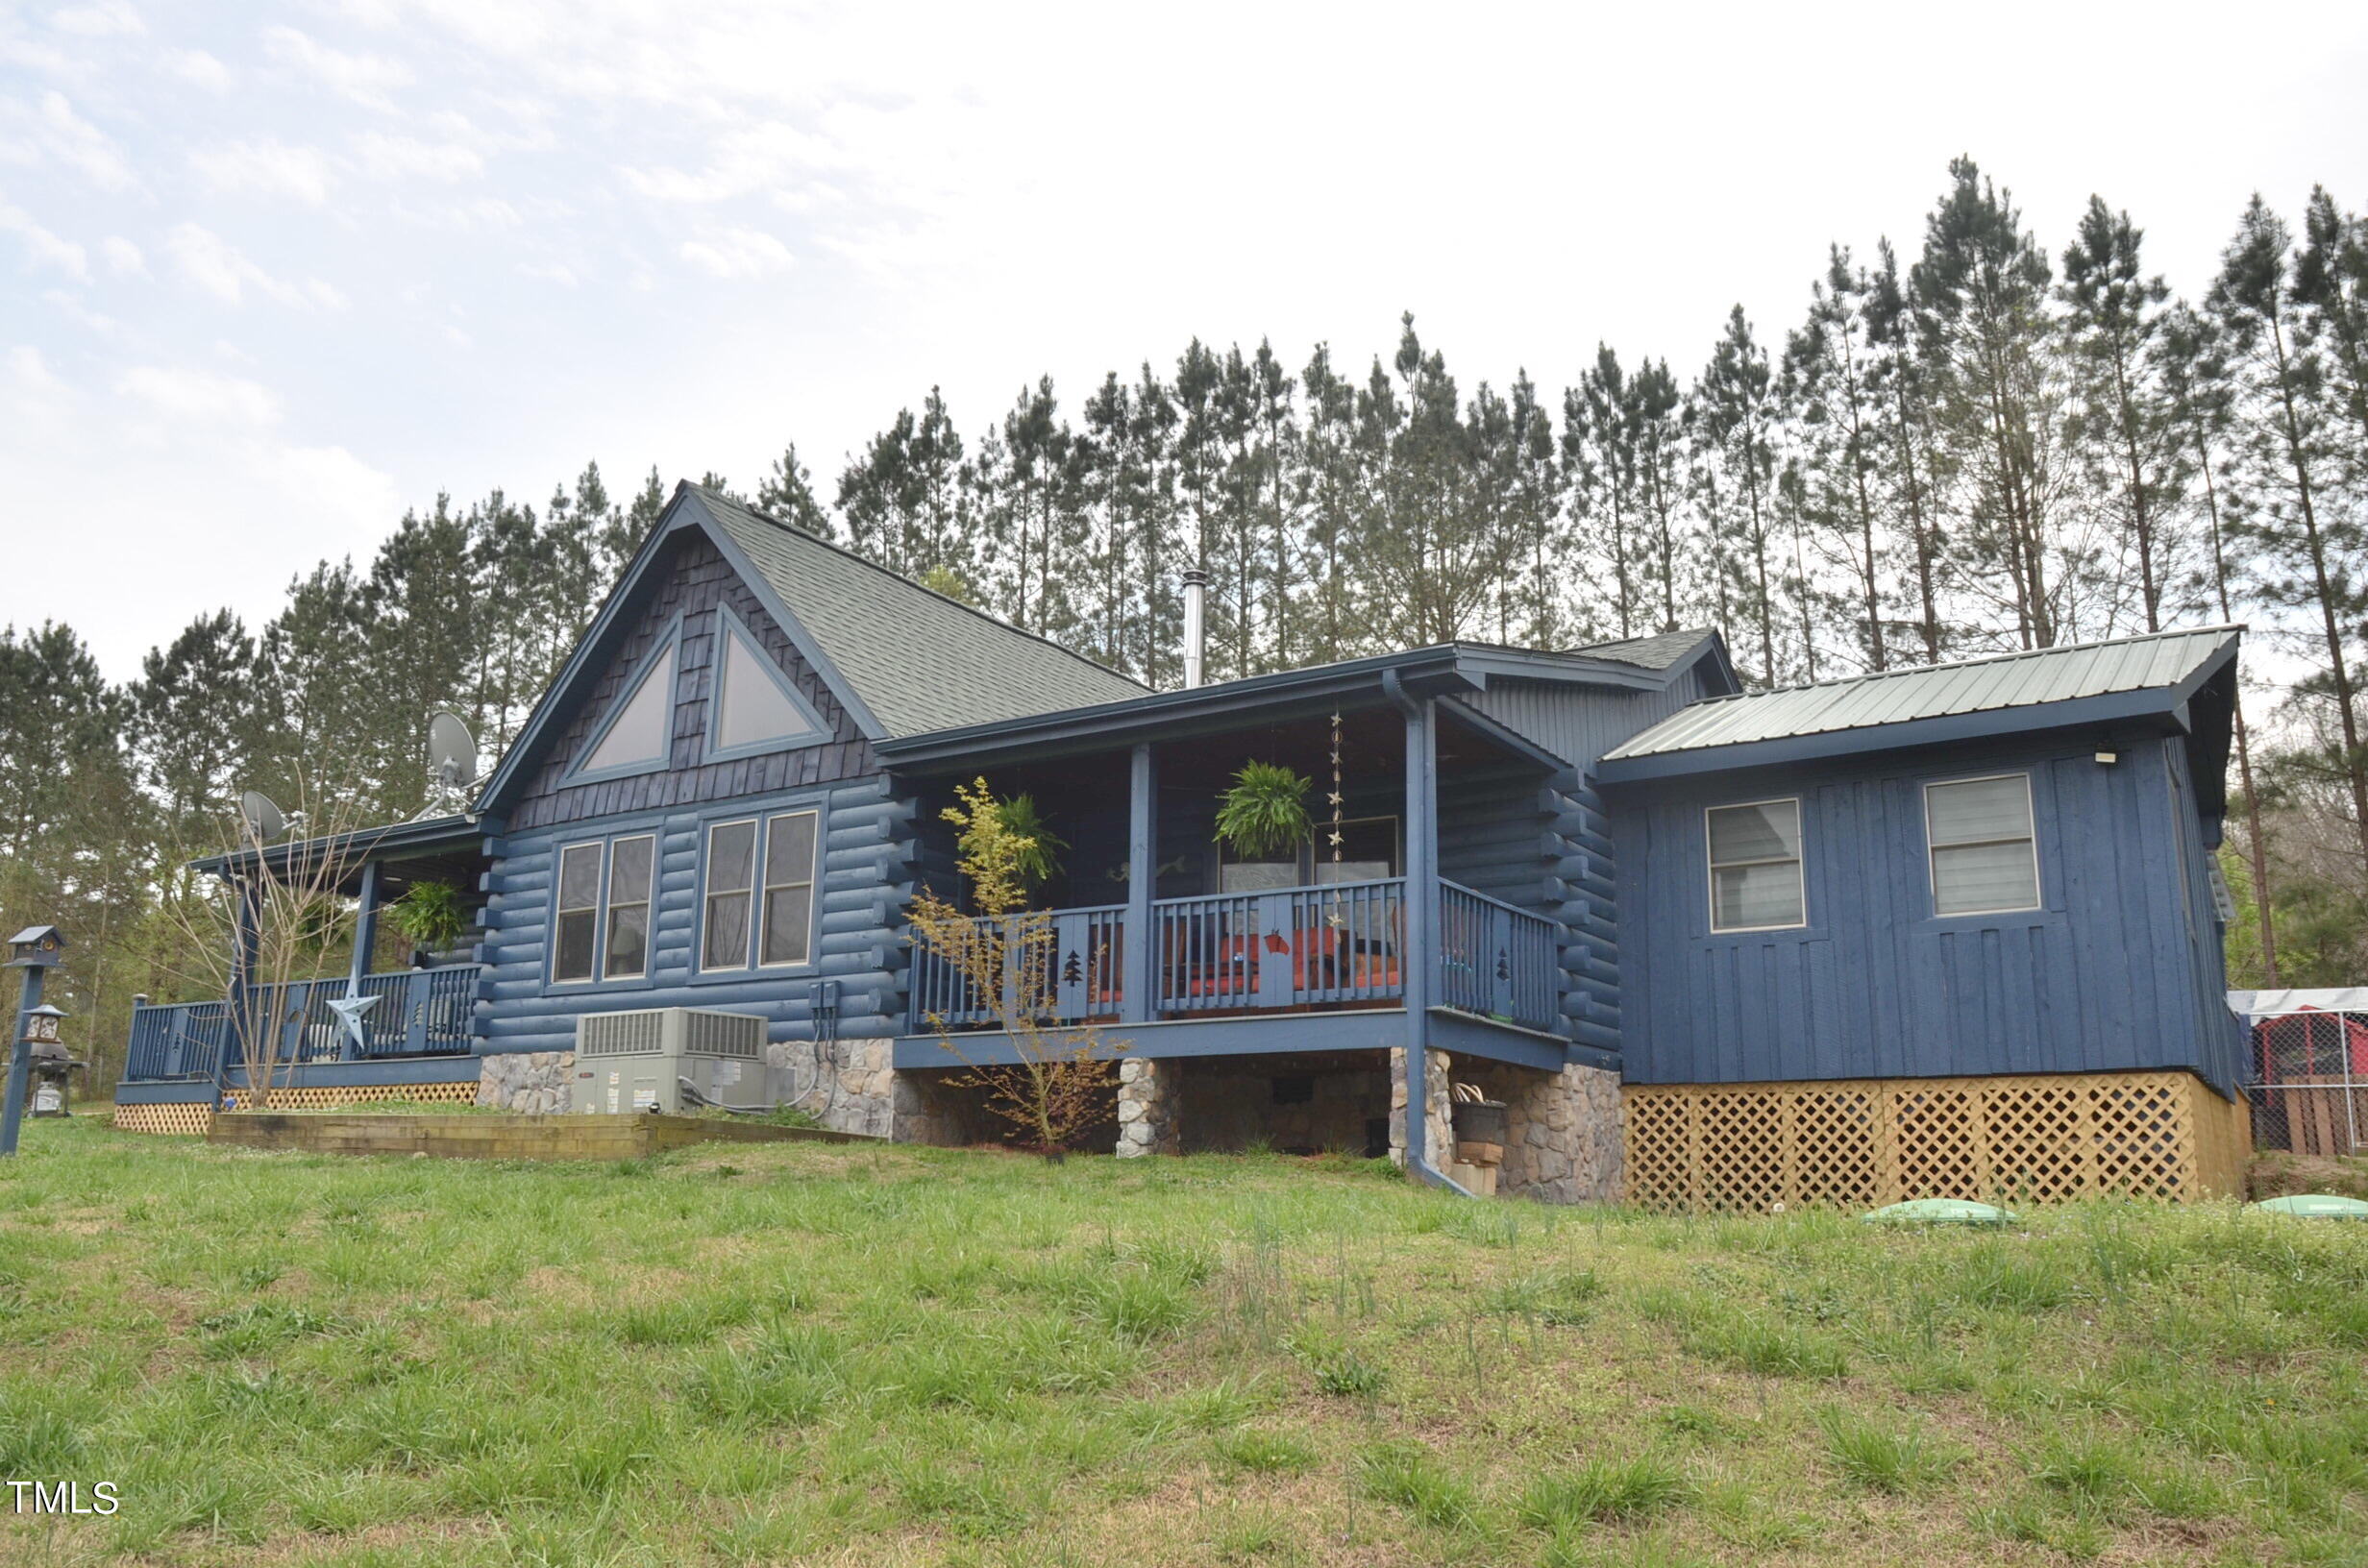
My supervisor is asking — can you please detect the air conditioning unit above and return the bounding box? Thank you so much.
[572,1007,770,1115]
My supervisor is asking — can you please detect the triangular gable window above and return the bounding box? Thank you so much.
[710,610,827,757]
[578,642,677,775]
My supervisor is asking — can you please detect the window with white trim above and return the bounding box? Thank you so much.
[702,819,758,971]
[1924,774,2039,916]
[759,811,819,967]
[1706,798,1805,932]
[554,843,603,982]
[602,834,655,977]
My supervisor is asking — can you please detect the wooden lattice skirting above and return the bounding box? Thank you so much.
[113,1080,479,1137]
[1623,1070,2251,1213]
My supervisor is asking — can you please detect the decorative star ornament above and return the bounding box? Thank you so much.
[328,992,380,1054]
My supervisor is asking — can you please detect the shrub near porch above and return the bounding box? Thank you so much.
[3,1121,2366,1566]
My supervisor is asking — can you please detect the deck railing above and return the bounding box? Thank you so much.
[907,904,1126,1030]
[1436,882,1560,1032]
[906,876,1562,1035]
[122,966,481,1083]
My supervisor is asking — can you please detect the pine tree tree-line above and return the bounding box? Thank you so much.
[7,159,2368,1083]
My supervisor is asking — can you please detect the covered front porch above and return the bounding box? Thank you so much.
[120,815,493,1091]
[882,666,1591,1076]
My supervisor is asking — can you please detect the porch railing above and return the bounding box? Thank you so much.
[1153,877,1409,1015]
[1437,882,1559,1032]
[907,904,1125,1030]
[905,876,1562,1036]
[123,966,481,1083]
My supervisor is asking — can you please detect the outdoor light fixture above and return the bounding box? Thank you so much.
[2094,751,2118,766]
[20,1004,62,1048]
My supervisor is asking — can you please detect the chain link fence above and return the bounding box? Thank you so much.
[2240,1004,2368,1158]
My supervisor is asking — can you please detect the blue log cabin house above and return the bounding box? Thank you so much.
[112,484,2254,1207]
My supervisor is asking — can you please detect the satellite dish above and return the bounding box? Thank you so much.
[239,790,287,845]
[428,710,479,792]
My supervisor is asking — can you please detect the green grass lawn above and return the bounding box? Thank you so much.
[2,1119,2364,1567]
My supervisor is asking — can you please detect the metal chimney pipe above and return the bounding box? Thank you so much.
[1181,568,1208,689]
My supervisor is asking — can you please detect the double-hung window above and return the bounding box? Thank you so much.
[604,835,654,977]
[699,810,819,970]
[1924,774,2039,916]
[759,812,819,967]
[702,820,757,971]
[1706,798,1805,932]
[552,834,655,983]
[554,844,603,982]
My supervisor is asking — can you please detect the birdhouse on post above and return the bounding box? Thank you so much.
[7,927,65,968]
[3,925,65,1155]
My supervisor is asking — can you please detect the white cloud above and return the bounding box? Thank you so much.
[0,202,87,280]
[99,234,142,275]
[189,138,336,204]
[8,344,63,397]
[164,223,348,311]
[163,48,229,90]
[518,259,578,287]
[357,131,481,182]
[263,443,403,537]
[679,226,792,280]
[0,90,138,191]
[116,364,280,426]
[261,25,410,110]
[48,2,144,37]
[43,289,119,339]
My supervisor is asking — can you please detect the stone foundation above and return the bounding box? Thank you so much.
[1115,1058,1179,1157]
[1388,1047,1455,1173]
[766,1036,897,1139]
[478,1051,576,1114]
[1457,1058,1624,1203]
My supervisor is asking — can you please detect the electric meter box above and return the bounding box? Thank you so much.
[572,1007,770,1115]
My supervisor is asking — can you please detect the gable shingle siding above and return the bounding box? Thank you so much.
[510,532,873,831]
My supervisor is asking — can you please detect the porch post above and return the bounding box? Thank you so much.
[221,875,262,1096]
[1402,697,1437,1028]
[1124,744,1156,1025]
[348,860,382,993]
[343,859,382,1062]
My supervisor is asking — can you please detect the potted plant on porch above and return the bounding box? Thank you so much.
[385,878,470,968]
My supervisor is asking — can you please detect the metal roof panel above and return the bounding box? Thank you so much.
[1603,626,2240,762]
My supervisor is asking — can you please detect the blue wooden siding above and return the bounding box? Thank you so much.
[509,530,873,833]
[475,531,918,1056]
[479,775,916,1054]
[1608,729,2246,1093]
[1455,674,1717,1058]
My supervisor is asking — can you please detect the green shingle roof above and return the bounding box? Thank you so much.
[1604,625,2241,761]
[695,487,1149,738]
[1567,626,1721,671]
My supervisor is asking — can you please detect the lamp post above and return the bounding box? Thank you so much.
[3,925,67,1157]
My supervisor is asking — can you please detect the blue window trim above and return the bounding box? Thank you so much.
[561,614,683,788]
[546,827,662,992]
[688,795,828,983]
[703,603,832,765]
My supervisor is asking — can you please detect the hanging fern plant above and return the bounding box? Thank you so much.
[1214,762,1314,861]
[385,878,470,952]
[993,793,1067,893]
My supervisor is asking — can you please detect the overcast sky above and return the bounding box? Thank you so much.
[7,0,2366,680]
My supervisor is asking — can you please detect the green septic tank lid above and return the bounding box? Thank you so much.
[1862,1198,2019,1227]
[2251,1193,2368,1219]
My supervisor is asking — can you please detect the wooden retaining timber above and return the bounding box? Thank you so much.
[1623,1069,2251,1212]
[206,1112,875,1162]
